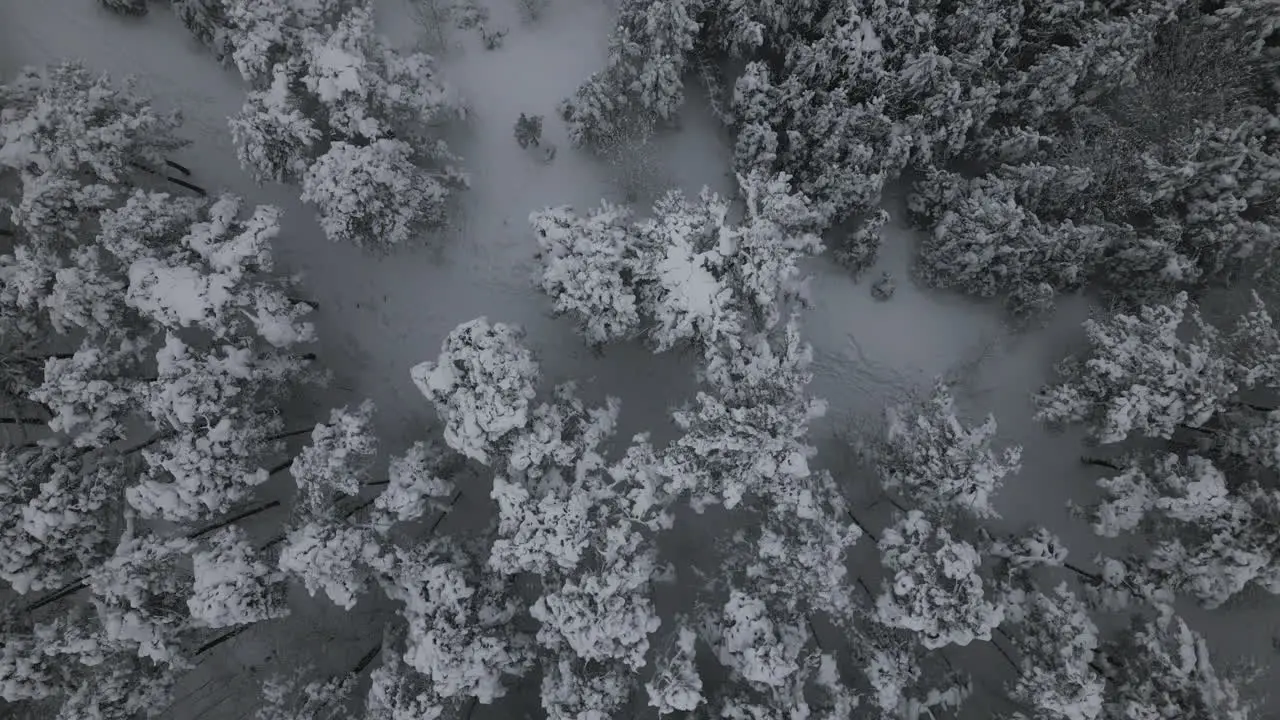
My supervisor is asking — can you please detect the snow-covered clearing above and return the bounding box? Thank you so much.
[3,0,1278,716]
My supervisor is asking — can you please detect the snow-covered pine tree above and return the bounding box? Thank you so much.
[278,515,381,611]
[100,0,149,15]
[666,318,826,512]
[646,622,704,715]
[560,0,705,147]
[218,0,350,85]
[255,665,358,720]
[86,528,197,665]
[188,525,290,629]
[300,139,455,250]
[910,165,1107,317]
[374,537,531,704]
[1082,451,1280,608]
[291,400,379,515]
[229,63,321,185]
[878,380,1023,520]
[0,447,125,595]
[874,510,1005,649]
[1034,292,1238,444]
[529,202,644,347]
[1001,584,1105,720]
[213,2,468,246]
[411,317,540,465]
[0,61,186,186]
[529,172,822,355]
[370,439,457,534]
[0,615,178,717]
[1098,611,1254,720]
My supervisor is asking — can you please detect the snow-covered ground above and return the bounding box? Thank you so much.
[4,0,1277,715]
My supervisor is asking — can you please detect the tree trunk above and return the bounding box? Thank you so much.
[1237,400,1275,413]
[22,579,88,614]
[123,432,170,456]
[1080,455,1121,471]
[164,159,193,176]
[992,627,1022,671]
[1063,560,1101,582]
[352,643,383,675]
[195,625,251,656]
[267,458,294,477]
[187,500,282,540]
[267,427,316,443]
[425,490,464,536]
[845,508,877,542]
[166,176,207,196]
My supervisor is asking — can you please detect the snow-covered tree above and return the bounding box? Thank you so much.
[1002,584,1105,720]
[530,522,663,669]
[291,400,379,514]
[100,0,148,15]
[371,440,456,533]
[365,631,468,720]
[1084,452,1280,608]
[218,0,349,85]
[0,61,185,185]
[2,619,180,720]
[725,476,862,623]
[540,657,632,720]
[256,667,356,720]
[0,447,124,594]
[229,64,320,184]
[878,380,1023,519]
[875,510,1005,649]
[1099,612,1253,720]
[529,202,643,346]
[1035,292,1238,443]
[667,319,826,511]
[559,0,704,146]
[376,539,530,704]
[297,5,462,141]
[411,318,539,464]
[28,340,140,448]
[646,624,703,715]
[910,166,1107,316]
[529,173,822,354]
[128,414,285,522]
[278,519,380,610]
[87,530,195,665]
[701,588,807,687]
[188,526,290,629]
[301,139,452,250]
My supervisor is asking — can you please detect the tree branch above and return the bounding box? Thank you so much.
[0,417,45,426]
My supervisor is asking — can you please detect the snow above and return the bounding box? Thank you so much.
[5,0,1279,715]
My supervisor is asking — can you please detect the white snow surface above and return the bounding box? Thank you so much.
[4,0,1278,716]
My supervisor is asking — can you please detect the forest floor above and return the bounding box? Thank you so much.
[2,0,1278,716]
